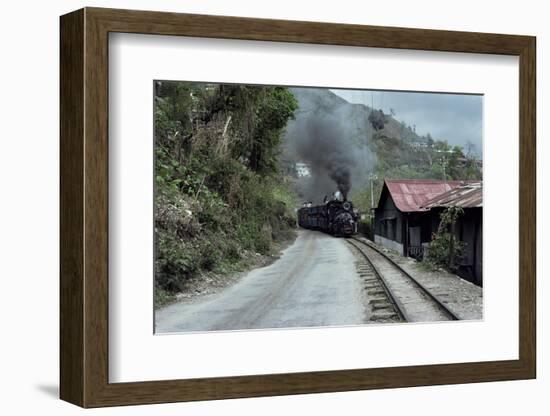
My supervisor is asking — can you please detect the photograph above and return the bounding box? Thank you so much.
[153,81,483,333]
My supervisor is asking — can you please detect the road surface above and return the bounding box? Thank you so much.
[155,230,368,333]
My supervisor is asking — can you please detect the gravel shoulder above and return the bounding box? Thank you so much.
[356,237,483,321]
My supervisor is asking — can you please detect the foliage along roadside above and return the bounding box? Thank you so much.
[154,82,299,308]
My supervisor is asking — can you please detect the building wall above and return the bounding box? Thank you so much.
[455,207,483,286]
[374,235,404,254]
[421,207,483,286]
[374,188,404,252]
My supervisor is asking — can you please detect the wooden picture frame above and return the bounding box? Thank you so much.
[60,7,536,408]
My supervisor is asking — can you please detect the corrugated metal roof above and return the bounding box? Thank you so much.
[421,182,483,209]
[384,179,466,212]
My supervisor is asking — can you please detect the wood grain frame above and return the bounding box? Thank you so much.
[60,7,536,408]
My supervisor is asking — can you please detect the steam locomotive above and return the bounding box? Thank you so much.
[297,194,358,237]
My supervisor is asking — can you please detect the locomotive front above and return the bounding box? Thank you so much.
[298,196,358,237]
[328,200,358,237]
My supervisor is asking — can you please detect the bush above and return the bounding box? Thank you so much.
[154,286,175,309]
[224,240,242,261]
[424,206,465,271]
[155,231,200,292]
[198,240,222,271]
[255,226,272,254]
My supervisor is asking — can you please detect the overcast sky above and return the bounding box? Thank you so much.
[331,89,483,157]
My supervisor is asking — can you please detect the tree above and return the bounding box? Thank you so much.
[368,109,387,131]
[247,87,298,173]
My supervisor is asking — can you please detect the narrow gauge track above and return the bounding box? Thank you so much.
[346,239,406,322]
[348,238,460,323]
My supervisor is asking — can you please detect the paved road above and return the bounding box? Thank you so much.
[155,230,367,333]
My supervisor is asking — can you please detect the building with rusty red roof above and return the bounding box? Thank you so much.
[383,179,467,212]
[421,182,482,210]
[374,179,483,285]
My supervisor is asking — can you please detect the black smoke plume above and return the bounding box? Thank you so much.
[284,88,374,204]
[295,114,355,199]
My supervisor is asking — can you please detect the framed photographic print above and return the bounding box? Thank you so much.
[60,7,536,408]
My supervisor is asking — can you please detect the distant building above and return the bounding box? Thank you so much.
[373,179,482,286]
[295,162,311,177]
[411,142,428,150]
[456,157,483,169]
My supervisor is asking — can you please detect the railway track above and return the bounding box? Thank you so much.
[347,237,460,323]
[346,240,405,323]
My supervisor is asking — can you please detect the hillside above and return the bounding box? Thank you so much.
[282,88,482,212]
[153,82,299,306]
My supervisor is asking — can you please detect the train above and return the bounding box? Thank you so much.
[297,196,359,237]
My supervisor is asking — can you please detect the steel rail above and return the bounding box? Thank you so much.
[346,239,408,322]
[350,237,461,321]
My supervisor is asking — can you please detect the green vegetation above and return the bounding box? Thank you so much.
[370,132,480,182]
[154,82,298,307]
[350,112,482,214]
[350,109,479,269]
[424,206,465,271]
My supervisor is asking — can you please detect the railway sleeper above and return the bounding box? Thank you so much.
[366,283,382,288]
[371,303,394,311]
[370,298,391,305]
[371,311,399,320]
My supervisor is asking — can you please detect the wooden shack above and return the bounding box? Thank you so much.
[422,183,483,286]
[373,179,483,286]
[374,179,465,257]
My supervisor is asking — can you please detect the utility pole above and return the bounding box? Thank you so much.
[369,173,378,217]
[434,149,453,183]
